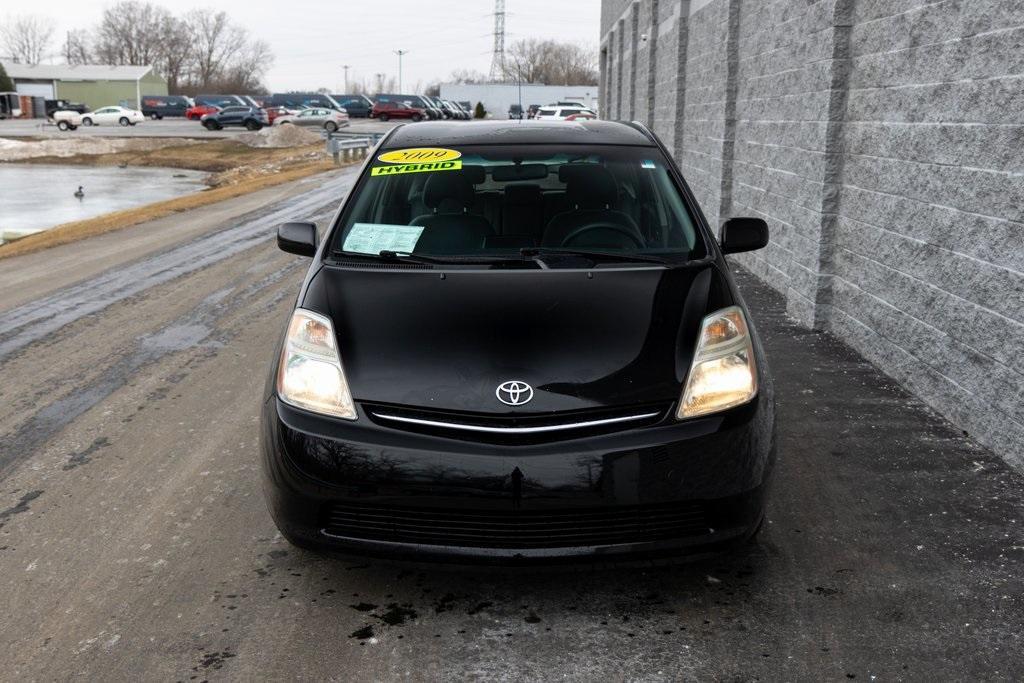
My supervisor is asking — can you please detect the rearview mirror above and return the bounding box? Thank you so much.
[719,217,769,254]
[277,222,318,257]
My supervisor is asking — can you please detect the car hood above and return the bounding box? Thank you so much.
[305,264,724,415]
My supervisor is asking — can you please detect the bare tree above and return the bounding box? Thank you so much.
[1,14,56,64]
[447,69,488,84]
[93,3,168,66]
[503,39,597,85]
[154,15,192,93]
[194,37,273,95]
[63,29,92,65]
[186,9,246,90]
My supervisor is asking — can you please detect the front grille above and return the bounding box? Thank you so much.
[364,402,669,443]
[320,501,710,549]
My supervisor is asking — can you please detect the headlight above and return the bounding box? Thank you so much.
[677,306,757,419]
[276,309,356,420]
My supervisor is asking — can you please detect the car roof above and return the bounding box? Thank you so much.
[381,120,654,148]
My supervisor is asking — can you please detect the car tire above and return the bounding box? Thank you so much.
[82,117,93,126]
[245,120,261,131]
[119,117,130,126]
[378,113,389,122]
[410,114,421,122]
[203,120,219,131]
[149,113,160,120]
[57,120,70,131]
[324,121,338,132]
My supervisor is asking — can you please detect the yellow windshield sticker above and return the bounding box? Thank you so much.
[370,160,463,176]
[377,147,462,164]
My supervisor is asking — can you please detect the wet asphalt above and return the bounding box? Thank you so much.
[0,174,1022,681]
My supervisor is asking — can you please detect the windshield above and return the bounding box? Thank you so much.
[330,144,704,265]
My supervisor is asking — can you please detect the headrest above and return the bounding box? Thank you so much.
[559,164,617,209]
[503,184,542,205]
[423,171,475,211]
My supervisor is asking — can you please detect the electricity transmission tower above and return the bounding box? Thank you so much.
[488,0,507,82]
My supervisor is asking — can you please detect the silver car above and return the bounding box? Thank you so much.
[274,107,350,131]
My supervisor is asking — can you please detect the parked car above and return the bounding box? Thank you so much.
[262,120,774,560]
[195,94,248,109]
[274,107,349,131]
[185,104,219,120]
[331,95,374,118]
[370,100,425,122]
[53,105,145,129]
[264,106,298,124]
[508,104,524,120]
[267,93,342,111]
[140,95,193,119]
[376,94,441,120]
[442,100,469,120]
[526,104,541,119]
[535,105,596,121]
[44,99,87,118]
[200,105,268,131]
[565,112,598,121]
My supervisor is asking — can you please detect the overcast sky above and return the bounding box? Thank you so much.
[34,0,600,92]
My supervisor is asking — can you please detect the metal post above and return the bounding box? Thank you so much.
[394,50,408,93]
[342,65,350,92]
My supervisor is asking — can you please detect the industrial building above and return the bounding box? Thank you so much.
[439,82,597,118]
[600,0,1023,469]
[0,61,167,110]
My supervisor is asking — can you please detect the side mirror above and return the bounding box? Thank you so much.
[720,217,769,254]
[277,222,318,257]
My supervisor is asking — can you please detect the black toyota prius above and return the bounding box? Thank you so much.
[260,120,776,562]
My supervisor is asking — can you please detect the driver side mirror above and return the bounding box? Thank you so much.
[277,222,318,257]
[719,217,769,254]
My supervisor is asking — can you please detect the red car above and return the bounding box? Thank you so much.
[370,101,425,122]
[264,106,298,124]
[185,104,220,120]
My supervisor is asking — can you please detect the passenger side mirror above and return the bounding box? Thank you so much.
[277,222,318,257]
[719,217,769,254]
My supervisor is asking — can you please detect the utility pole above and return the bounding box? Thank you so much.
[393,50,408,93]
[342,65,350,92]
[488,0,507,82]
[375,73,384,94]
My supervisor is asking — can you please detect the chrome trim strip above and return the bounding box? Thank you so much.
[372,411,661,434]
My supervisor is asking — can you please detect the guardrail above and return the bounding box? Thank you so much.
[323,130,384,165]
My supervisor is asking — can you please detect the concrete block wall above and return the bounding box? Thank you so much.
[600,0,1024,469]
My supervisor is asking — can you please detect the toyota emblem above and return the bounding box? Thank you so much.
[496,380,533,406]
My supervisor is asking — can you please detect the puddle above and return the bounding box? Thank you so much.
[0,164,206,238]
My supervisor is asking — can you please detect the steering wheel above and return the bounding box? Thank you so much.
[560,221,645,249]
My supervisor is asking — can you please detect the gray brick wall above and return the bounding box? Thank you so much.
[600,0,1024,469]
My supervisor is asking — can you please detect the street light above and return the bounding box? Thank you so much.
[394,50,408,93]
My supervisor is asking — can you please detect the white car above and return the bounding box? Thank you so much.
[274,107,350,131]
[535,105,597,121]
[53,105,145,130]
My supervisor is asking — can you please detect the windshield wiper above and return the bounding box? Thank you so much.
[520,247,672,265]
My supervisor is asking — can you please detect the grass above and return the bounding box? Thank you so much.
[15,138,327,173]
[0,158,339,260]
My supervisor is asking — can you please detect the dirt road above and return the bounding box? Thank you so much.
[1,170,1021,680]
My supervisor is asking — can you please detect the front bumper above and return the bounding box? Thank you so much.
[260,395,775,563]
